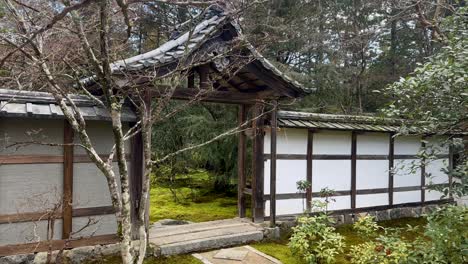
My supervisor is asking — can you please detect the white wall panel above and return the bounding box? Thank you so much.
[394,159,421,187]
[313,196,351,211]
[264,128,308,155]
[312,160,351,191]
[0,164,62,214]
[356,133,389,155]
[72,215,117,237]
[0,220,62,246]
[264,160,307,195]
[265,199,305,216]
[426,159,449,185]
[394,136,421,155]
[313,131,351,155]
[356,194,388,207]
[356,160,388,189]
[425,189,444,201]
[394,191,421,204]
[74,121,131,155]
[0,119,63,155]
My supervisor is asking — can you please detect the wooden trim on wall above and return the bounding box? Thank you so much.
[0,206,115,225]
[351,132,357,209]
[62,120,74,239]
[0,154,131,164]
[263,185,447,200]
[421,138,426,204]
[388,133,395,206]
[306,129,314,212]
[0,234,119,257]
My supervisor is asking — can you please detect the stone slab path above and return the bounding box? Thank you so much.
[193,246,282,264]
[149,219,265,256]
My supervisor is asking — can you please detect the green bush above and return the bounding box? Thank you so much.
[288,214,345,264]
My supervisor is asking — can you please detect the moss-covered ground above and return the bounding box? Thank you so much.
[149,169,239,223]
[85,255,201,264]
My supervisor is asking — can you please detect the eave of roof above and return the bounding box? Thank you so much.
[0,89,136,122]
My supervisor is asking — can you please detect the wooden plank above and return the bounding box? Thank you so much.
[0,206,115,224]
[269,102,277,226]
[306,129,314,212]
[62,120,74,239]
[251,103,265,223]
[351,132,357,209]
[149,87,261,105]
[0,234,119,257]
[237,105,247,218]
[388,133,395,206]
[448,143,454,199]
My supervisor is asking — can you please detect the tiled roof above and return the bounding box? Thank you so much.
[0,89,136,122]
[277,111,403,132]
[106,7,309,95]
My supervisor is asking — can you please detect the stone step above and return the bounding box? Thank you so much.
[149,222,259,239]
[150,223,262,245]
[157,231,264,256]
[150,218,251,233]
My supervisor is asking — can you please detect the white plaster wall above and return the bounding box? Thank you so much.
[394,136,422,155]
[265,199,305,216]
[357,133,389,155]
[313,196,351,211]
[0,220,62,246]
[312,160,351,191]
[313,131,351,154]
[426,189,445,201]
[356,194,388,207]
[74,121,131,155]
[0,164,62,214]
[264,160,306,195]
[72,215,117,237]
[393,191,421,204]
[394,159,421,187]
[356,160,388,189]
[426,159,449,185]
[264,128,308,155]
[0,119,63,155]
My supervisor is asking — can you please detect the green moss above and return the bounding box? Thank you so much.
[149,169,239,223]
[252,241,305,264]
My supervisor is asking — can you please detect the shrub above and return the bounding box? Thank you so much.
[289,214,345,264]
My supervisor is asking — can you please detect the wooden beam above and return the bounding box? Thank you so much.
[0,206,115,224]
[0,154,130,164]
[389,133,395,206]
[62,120,74,239]
[251,103,265,223]
[351,132,357,209]
[448,142,454,199]
[306,129,314,212]
[421,137,426,204]
[0,234,119,257]
[245,62,298,98]
[269,101,277,227]
[148,87,262,105]
[237,105,247,218]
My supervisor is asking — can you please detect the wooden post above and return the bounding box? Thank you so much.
[269,101,277,227]
[388,133,395,206]
[237,105,247,218]
[421,137,426,204]
[130,128,144,239]
[198,66,210,90]
[251,103,265,223]
[62,120,74,239]
[351,131,357,209]
[448,142,454,199]
[306,129,314,212]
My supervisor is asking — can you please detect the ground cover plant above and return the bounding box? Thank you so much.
[149,168,239,223]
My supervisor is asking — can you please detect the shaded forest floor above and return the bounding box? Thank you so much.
[149,169,239,223]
